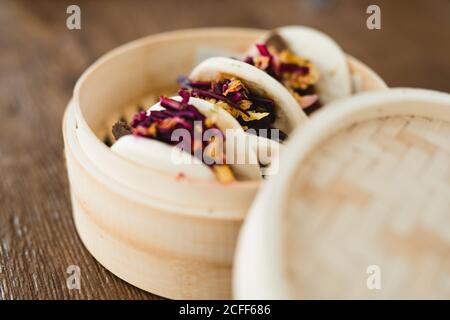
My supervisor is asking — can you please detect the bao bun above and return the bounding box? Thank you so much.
[248,26,352,106]
[112,96,261,182]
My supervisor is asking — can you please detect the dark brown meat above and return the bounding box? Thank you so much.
[112,120,132,141]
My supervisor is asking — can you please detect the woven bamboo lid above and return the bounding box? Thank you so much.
[234,88,450,299]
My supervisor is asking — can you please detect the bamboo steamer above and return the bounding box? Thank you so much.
[63,28,387,299]
[234,88,450,299]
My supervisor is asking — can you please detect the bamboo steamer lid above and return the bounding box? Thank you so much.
[234,88,450,299]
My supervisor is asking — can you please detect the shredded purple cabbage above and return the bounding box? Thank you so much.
[130,96,225,166]
[245,43,321,113]
[256,43,272,58]
[190,88,245,113]
[177,76,212,90]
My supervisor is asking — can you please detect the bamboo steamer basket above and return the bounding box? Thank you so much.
[63,28,387,299]
[234,88,450,299]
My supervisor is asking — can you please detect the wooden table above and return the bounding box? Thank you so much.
[0,0,449,300]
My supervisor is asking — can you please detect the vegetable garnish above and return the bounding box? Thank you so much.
[112,120,132,140]
[244,42,321,114]
[114,96,235,183]
[179,75,286,140]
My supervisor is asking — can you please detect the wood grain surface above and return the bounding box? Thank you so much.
[0,0,449,300]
